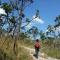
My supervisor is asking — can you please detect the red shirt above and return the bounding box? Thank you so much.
[35,42,41,48]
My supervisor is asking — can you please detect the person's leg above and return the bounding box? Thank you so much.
[34,48,39,58]
[35,48,39,58]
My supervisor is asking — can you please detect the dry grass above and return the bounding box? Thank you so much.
[41,40,60,59]
[0,36,33,60]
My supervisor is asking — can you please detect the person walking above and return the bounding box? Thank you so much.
[34,39,41,58]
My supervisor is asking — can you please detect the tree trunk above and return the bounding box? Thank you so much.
[13,37,17,55]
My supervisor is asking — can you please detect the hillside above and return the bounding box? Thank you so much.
[0,37,60,60]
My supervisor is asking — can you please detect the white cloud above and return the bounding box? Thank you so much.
[22,15,44,30]
[32,15,44,24]
[26,15,44,30]
[45,29,48,33]
[33,15,36,19]
[0,8,7,15]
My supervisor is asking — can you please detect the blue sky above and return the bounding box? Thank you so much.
[1,0,60,32]
[24,0,60,31]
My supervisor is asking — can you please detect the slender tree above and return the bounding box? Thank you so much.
[54,15,60,27]
[2,3,12,19]
[47,25,55,37]
[40,30,46,40]
[9,0,33,35]
[54,15,60,38]
[27,26,39,40]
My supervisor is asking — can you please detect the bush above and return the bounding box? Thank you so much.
[0,49,13,60]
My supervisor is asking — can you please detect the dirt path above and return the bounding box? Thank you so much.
[22,46,59,60]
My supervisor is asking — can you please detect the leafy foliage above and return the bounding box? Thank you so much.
[40,30,46,40]
[9,16,16,25]
[2,3,12,14]
[54,15,60,27]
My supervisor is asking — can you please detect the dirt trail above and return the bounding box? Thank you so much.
[22,46,59,60]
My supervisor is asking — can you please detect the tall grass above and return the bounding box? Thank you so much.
[41,40,60,59]
[19,46,33,60]
[0,36,33,60]
[19,38,34,48]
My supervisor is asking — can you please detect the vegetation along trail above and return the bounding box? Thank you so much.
[22,46,59,60]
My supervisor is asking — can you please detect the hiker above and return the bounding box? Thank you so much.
[34,39,41,58]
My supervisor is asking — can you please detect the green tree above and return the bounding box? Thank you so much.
[47,25,55,37]
[27,26,39,40]
[54,15,60,27]
[40,30,46,40]
[0,0,34,56]
[9,0,33,34]
[8,0,34,56]
[2,3,12,29]
[54,15,60,38]
[2,3,12,18]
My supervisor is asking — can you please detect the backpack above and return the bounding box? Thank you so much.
[35,42,40,48]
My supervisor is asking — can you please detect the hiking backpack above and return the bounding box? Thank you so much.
[35,42,40,48]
